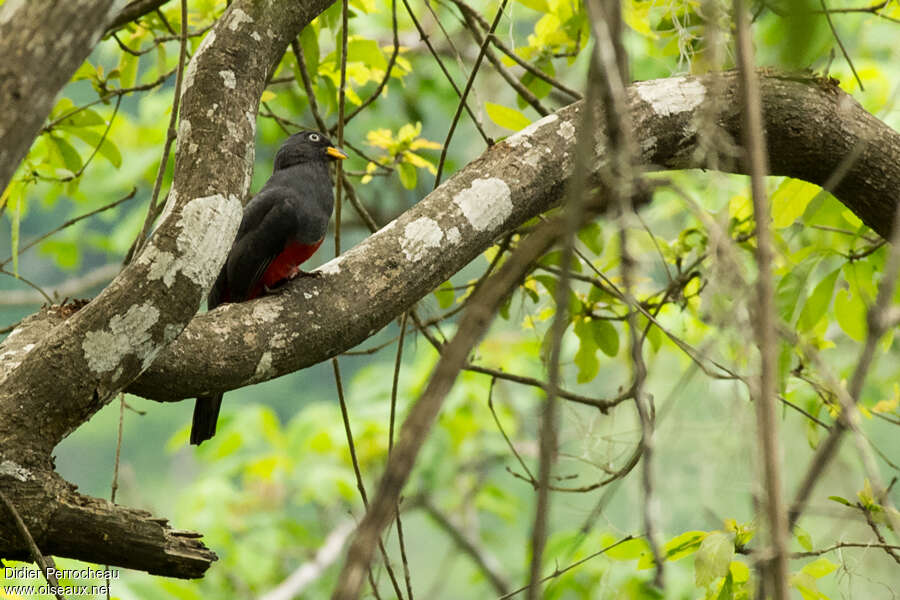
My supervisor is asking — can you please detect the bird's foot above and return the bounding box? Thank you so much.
[285,265,322,279]
[262,270,322,294]
[263,280,290,294]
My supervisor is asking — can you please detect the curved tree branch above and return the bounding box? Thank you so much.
[127,71,900,402]
[1,64,899,578]
[0,0,333,578]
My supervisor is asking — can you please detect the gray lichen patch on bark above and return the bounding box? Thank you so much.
[400,217,445,261]
[138,194,242,291]
[634,75,706,117]
[82,302,161,373]
[453,177,513,232]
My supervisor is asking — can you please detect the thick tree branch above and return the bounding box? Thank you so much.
[126,71,900,402]
[0,0,333,578]
[2,69,899,580]
[0,0,119,193]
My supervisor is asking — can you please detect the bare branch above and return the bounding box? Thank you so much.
[734,2,790,598]
[259,522,355,600]
[332,217,564,600]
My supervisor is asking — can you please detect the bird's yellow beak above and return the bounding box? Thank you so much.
[326,146,348,160]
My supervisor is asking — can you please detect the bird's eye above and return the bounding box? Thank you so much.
[309,133,321,142]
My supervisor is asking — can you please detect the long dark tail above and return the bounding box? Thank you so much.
[190,394,223,445]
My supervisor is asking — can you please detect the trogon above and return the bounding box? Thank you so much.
[190,130,348,445]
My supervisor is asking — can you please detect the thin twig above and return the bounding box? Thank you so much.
[414,495,511,595]
[585,0,664,587]
[487,376,535,482]
[400,0,491,146]
[0,490,65,600]
[789,159,900,535]
[734,2,790,597]
[333,357,406,600]
[0,263,121,306]
[451,0,581,101]
[791,541,900,559]
[432,0,507,188]
[457,7,549,117]
[0,266,53,304]
[818,0,864,91]
[332,217,565,600]
[291,40,329,133]
[389,311,414,599]
[125,0,189,264]
[106,393,126,599]
[259,522,356,600]
[39,94,124,183]
[498,535,635,600]
[0,188,136,267]
[340,0,400,125]
[465,364,625,411]
[42,70,176,134]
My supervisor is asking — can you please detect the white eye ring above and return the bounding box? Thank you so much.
[309,133,321,142]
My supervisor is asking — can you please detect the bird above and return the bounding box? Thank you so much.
[190,130,348,445]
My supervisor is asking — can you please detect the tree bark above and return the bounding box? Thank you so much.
[128,72,900,401]
[1,8,899,576]
[0,0,120,193]
[0,0,333,578]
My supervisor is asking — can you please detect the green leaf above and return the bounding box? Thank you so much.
[48,136,83,174]
[61,126,122,169]
[574,318,599,383]
[694,531,735,587]
[790,571,824,600]
[39,240,80,269]
[771,178,820,228]
[603,536,650,561]
[730,560,750,582]
[663,530,707,561]
[801,557,838,579]
[350,0,377,13]
[320,1,344,32]
[485,102,532,131]
[397,162,417,189]
[794,525,813,551]
[533,274,557,298]
[6,183,23,276]
[515,0,550,12]
[797,267,839,331]
[434,280,455,308]
[578,221,604,254]
[299,24,320,80]
[72,60,96,82]
[775,258,818,323]
[60,107,105,128]
[834,287,866,341]
[827,495,852,506]
[348,38,386,70]
[590,318,619,357]
[715,572,734,600]
[118,51,139,89]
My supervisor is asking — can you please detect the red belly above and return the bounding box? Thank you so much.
[248,238,323,299]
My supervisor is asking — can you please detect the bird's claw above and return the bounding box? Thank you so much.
[262,269,323,294]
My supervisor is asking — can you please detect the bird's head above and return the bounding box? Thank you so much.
[273,130,348,170]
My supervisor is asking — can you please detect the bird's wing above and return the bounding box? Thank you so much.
[224,187,301,301]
